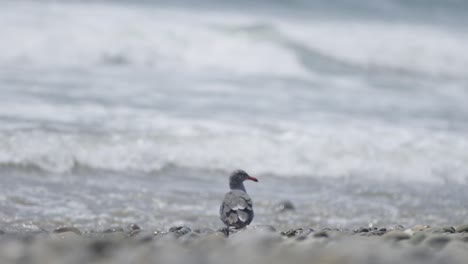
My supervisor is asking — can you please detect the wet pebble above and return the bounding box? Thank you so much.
[371,228,387,236]
[128,223,141,231]
[281,228,312,238]
[103,227,125,233]
[455,224,468,233]
[411,225,431,232]
[442,226,456,233]
[409,232,427,245]
[359,228,386,237]
[428,226,456,234]
[383,231,411,241]
[425,235,451,249]
[355,227,369,233]
[169,226,192,238]
[313,231,329,238]
[392,225,405,231]
[127,223,141,236]
[53,227,82,235]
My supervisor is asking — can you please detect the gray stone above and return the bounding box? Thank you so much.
[313,231,329,238]
[428,226,456,234]
[425,235,451,249]
[411,225,430,232]
[53,227,82,235]
[355,227,369,233]
[128,223,141,231]
[455,224,468,233]
[169,226,192,238]
[409,232,427,245]
[103,227,125,233]
[383,231,411,241]
[281,228,312,238]
[127,224,142,236]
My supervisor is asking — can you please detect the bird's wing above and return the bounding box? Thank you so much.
[220,190,254,227]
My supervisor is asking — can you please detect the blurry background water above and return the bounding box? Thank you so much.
[1,0,468,232]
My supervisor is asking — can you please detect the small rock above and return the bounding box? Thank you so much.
[355,227,369,233]
[129,229,141,236]
[274,200,296,213]
[169,226,192,238]
[281,228,299,238]
[455,224,468,233]
[383,231,411,241]
[428,226,456,234]
[425,235,451,249]
[392,225,405,231]
[53,227,82,235]
[127,224,142,236]
[370,229,386,236]
[411,225,430,232]
[442,226,456,233]
[103,227,124,233]
[409,232,427,245]
[313,231,329,238]
[128,223,141,231]
[281,228,311,238]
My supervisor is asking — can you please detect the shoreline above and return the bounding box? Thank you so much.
[1,224,468,264]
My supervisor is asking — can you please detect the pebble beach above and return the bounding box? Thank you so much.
[3,223,468,264]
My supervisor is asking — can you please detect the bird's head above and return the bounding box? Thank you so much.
[229,170,258,189]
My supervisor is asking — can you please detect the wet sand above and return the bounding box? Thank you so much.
[2,224,468,264]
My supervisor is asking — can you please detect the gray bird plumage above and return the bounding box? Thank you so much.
[220,170,258,229]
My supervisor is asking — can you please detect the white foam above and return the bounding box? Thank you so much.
[282,21,468,78]
[1,112,467,184]
[2,2,467,79]
[0,2,308,78]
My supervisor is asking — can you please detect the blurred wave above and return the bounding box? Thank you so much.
[0,119,467,183]
[0,1,467,184]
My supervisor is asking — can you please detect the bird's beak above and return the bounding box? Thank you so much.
[247,176,258,182]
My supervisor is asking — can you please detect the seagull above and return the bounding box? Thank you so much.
[220,170,258,229]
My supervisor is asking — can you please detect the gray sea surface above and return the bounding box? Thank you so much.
[1,0,468,232]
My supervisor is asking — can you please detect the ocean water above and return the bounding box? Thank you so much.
[1,0,468,232]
